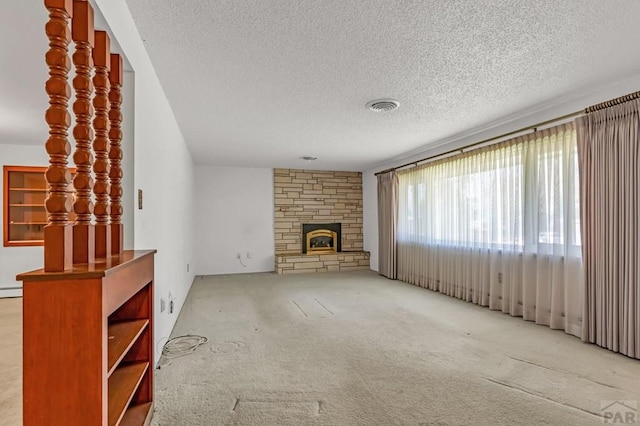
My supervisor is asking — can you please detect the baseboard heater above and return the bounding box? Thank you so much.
[0,286,23,297]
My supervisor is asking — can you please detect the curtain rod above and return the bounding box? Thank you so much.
[375,89,640,176]
[585,90,640,113]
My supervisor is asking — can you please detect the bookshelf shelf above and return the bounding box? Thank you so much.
[3,166,76,246]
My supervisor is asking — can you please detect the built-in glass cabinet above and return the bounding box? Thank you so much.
[3,166,75,247]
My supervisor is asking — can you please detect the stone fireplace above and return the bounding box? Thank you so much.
[274,169,370,274]
[302,223,341,254]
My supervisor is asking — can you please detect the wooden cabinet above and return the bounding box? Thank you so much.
[3,165,75,247]
[18,250,156,425]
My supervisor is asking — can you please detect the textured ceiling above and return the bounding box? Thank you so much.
[125,0,640,170]
[3,2,639,171]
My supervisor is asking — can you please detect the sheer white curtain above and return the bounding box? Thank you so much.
[397,123,583,336]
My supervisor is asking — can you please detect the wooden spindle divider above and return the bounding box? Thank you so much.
[22,3,156,424]
[71,0,95,264]
[43,0,74,272]
[109,53,124,255]
[93,30,112,258]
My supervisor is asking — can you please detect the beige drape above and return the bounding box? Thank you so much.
[377,172,398,279]
[396,124,583,337]
[577,99,640,359]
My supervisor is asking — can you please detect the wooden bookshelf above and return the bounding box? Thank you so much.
[18,250,156,425]
[19,1,151,423]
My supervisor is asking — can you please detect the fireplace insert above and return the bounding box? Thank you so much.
[302,223,341,254]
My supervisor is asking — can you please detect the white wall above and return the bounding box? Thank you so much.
[194,166,274,275]
[0,144,49,296]
[121,71,135,250]
[363,75,640,272]
[94,0,196,364]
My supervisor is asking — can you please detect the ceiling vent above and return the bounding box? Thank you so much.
[366,99,400,112]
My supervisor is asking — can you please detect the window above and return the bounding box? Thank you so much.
[397,123,580,256]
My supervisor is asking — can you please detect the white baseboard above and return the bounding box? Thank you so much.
[0,287,22,298]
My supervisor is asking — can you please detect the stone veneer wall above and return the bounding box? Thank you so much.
[274,168,363,254]
[275,252,370,274]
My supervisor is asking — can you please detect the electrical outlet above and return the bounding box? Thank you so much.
[160,298,166,313]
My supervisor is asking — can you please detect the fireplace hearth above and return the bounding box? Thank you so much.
[302,223,341,254]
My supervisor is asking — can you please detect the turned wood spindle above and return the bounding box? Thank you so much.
[43,0,74,272]
[71,0,95,264]
[93,30,111,258]
[109,54,124,255]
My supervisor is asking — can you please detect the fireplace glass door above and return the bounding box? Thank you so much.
[306,229,337,253]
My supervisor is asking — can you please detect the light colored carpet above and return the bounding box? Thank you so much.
[152,271,640,426]
[0,297,22,426]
